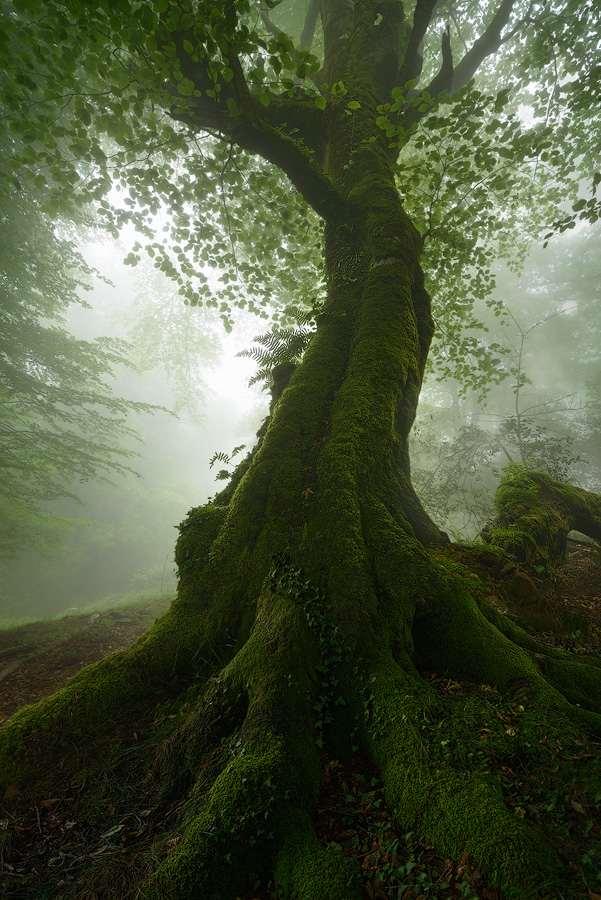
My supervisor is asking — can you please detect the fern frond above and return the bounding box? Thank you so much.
[209,450,231,468]
[248,367,275,387]
[237,319,316,387]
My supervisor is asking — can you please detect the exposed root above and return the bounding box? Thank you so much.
[0,601,230,788]
[363,656,559,900]
[488,467,601,569]
[273,808,362,900]
[147,586,327,899]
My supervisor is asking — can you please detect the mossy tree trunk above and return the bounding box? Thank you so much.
[3,4,601,899]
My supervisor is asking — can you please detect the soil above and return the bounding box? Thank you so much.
[0,597,172,726]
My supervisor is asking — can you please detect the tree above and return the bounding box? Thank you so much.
[1,2,601,898]
[0,180,159,557]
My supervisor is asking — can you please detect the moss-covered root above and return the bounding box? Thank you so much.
[488,465,601,568]
[366,658,559,900]
[0,597,227,790]
[413,562,601,734]
[273,808,362,900]
[480,601,601,714]
[149,586,360,900]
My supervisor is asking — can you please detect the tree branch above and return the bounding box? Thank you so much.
[424,24,453,98]
[395,0,438,90]
[402,24,453,130]
[227,48,261,127]
[171,97,347,223]
[300,0,320,50]
[230,120,348,222]
[401,0,517,130]
[452,0,517,91]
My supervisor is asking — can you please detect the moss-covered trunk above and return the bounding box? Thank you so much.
[4,158,601,898]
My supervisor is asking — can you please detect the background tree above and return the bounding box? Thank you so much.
[1,2,601,899]
[0,180,157,556]
[411,223,601,537]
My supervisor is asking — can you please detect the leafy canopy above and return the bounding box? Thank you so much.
[1,0,599,366]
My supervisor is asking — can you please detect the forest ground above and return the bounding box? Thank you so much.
[0,595,172,725]
[0,543,600,900]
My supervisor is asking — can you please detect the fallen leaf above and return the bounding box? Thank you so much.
[570,799,585,814]
[2,785,21,806]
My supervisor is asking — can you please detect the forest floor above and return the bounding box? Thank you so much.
[0,595,172,726]
[1,543,601,900]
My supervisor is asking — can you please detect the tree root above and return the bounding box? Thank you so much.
[363,656,559,900]
[0,599,233,787]
[273,808,362,900]
[147,586,356,899]
[2,522,601,898]
[488,466,601,569]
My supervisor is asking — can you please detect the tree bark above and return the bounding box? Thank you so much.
[3,192,601,898]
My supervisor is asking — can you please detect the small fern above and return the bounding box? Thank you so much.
[209,444,246,477]
[237,303,321,386]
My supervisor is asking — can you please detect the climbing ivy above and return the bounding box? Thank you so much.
[269,554,347,748]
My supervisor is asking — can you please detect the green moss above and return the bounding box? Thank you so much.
[273,808,362,900]
[364,657,559,900]
[148,585,326,900]
[0,602,215,789]
[490,466,601,570]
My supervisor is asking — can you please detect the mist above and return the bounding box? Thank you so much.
[3,215,599,621]
[0,234,269,620]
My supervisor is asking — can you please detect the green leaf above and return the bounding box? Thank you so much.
[226,97,240,116]
[347,100,361,110]
[314,95,326,110]
[177,78,195,96]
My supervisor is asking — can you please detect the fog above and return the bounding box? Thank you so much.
[0,235,270,620]
[2,215,599,622]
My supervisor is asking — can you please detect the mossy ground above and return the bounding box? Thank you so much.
[2,661,601,899]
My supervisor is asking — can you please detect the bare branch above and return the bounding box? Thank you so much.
[300,0,320,50]
[424,24,453,98]
[403,24,453,130]
[227,48,261,127]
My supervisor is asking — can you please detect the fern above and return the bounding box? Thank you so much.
[209,444,246,470]
[237,303,322,386]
